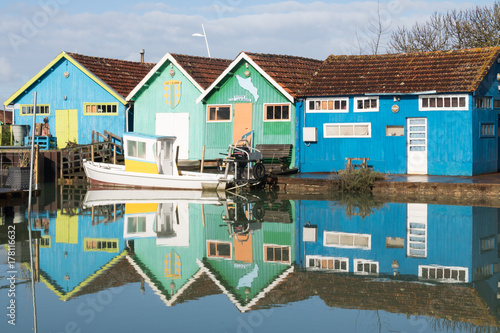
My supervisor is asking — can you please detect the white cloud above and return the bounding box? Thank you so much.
[0,0,494,104]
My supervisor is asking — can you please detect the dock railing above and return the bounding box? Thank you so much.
[59,141,121,183]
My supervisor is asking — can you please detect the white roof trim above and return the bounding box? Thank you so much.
[196,52,295,104]
[197,258,294,313]
[126,53,205,101]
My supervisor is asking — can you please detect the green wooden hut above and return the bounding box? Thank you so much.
[197,52,322,164]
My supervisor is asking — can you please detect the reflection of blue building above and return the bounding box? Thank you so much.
[296,201,500,286]
[31,208,126,300]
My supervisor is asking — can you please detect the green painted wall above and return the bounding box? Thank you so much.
[132,61,205,159]
[203,60,296,163]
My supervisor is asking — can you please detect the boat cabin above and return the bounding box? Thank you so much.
[123,132,177,175]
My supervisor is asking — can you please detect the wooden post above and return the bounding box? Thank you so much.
[200,145,205,173]
[113,144,117,164]
[175,146,181,175]
[202,204,206,227]
[91,145,94,162]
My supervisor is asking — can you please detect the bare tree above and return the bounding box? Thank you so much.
[352,0,392,55]
[389,1,500,53]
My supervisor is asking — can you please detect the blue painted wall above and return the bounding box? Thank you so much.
[295,200,500,282]
[32,210,125,294]
[10,57,127,146]
[297,62,500,175]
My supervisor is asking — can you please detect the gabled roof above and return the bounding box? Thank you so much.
[4,51,155,106]
[68,52,155,98]
[126,53,231,101]
[197,51,323,104]
[301,47,500,97]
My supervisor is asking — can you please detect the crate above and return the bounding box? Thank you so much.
[24,136,57,150]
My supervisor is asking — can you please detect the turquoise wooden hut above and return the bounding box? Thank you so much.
[126,53,231,160]
[4,51,154,148]
[196,52,322,163]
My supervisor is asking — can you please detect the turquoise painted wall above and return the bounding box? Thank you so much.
[11,57,127,146]
[131,61,205,160]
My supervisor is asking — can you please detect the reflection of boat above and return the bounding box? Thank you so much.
[82,188,223,207]
[83,132,231,191]
[82,188,223,247]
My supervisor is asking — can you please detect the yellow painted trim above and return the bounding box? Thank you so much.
[125,203,158,214]
[83,102,119,116]
[4,52,126,106]
[40,236,51,248]
[30,250,128,301]
[84,238,119,253]
[19,104,51,116]
[125,159,159,174]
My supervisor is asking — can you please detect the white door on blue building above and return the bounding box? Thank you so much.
[407,118,427,174]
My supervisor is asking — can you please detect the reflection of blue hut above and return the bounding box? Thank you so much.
[296,201,500,285]
[31,209,126,300]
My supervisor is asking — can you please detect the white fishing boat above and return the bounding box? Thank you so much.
[83,132,231,191]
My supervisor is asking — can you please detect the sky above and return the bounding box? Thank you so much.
[0,0,493,106]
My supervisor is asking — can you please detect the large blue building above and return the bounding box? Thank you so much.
[296,47,500,176]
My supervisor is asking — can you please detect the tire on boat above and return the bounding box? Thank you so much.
[252,162,266,181]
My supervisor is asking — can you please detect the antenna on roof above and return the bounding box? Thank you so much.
[192,24,211,58]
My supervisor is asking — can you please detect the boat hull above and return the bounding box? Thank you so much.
[83,160,227,191]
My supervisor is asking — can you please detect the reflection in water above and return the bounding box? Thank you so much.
[2,185,500,331]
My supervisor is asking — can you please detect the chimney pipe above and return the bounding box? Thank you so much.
[140,49,145,63]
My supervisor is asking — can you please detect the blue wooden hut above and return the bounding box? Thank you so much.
[3,51,154,148]
[297,47,500,176]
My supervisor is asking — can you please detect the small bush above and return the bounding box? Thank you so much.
[328,168,385,193]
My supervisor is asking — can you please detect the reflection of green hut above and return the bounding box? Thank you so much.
[127,202,208,305]
[201,201,295,312]
[31,209,127,300]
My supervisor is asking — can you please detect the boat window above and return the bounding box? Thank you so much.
[127,140,147,159]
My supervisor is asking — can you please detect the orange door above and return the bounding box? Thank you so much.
[233,103,253,144]
[234,233,253,263]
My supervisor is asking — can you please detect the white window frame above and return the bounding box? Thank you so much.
[207,104,232,122]
[324,231,371,249]
[353,259,379,275]
[323,123,371,138]
[263,103,291,122]
[353,96,379,112]
[419,265,468,283]
[419,94,469,111]
[306,98,349,113]
[306,255,349,272]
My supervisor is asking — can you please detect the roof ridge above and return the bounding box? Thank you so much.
[66,51,156,66]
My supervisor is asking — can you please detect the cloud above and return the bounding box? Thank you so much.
[0,0,491,104]
[0,57,16,83]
